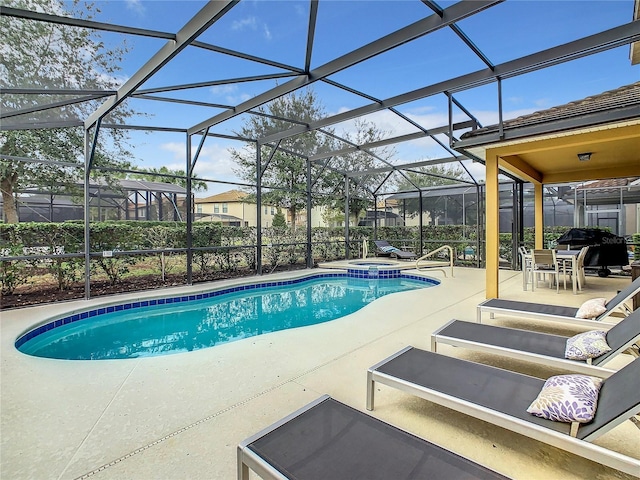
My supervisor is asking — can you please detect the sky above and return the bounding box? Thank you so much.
[48,0,640,195]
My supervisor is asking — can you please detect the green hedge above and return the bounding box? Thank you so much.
[1,221,624,294]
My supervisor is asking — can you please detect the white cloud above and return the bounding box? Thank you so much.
[231,17,258,31]
[230,16,272,40]
[160,142,238,182]
[209,84,253,105]
[125,0,145,14]
[263,24,272,41]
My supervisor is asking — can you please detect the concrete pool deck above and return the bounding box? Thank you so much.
[1,267,638,479]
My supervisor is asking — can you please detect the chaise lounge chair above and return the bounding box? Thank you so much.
[367,347,640,477]
[238,395,510,480]
[374,240,417,260]
[477,275,640,327]
[431,307,640,377]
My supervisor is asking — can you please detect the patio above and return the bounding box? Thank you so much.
[1,267,638,479]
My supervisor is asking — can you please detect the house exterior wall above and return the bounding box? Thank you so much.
[195,200,277,226]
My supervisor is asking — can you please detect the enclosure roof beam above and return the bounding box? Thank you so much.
[188,0,501,136]
[0,120,83,131]
[308,120,475,162]
[134,73,298,95]
[421,1,495,70]
[260,20,640,144]
[2,88,116,95]
[0,154,82,169]
[304,1,319,72]
[1,7,175,39]
[85,1,239,129]
[1,94,107,120]
[345,156,465,177]
[2,7,303,74]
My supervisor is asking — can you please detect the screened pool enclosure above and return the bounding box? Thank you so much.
[1,0,639,301]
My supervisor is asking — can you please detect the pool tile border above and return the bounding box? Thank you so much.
[15,271,438,349]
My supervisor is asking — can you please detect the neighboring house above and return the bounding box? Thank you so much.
[194,190,276,227]
[195,189,333,228]
[359,199,405,227]
[289,205,331,228]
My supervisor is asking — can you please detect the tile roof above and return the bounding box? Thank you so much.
[461,82,640,139]
[195,189,249,203]
[574,177,639,190]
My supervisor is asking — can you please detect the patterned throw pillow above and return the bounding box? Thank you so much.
[575,298,607,319]
[565,330,611,360]
[527,374,603,423]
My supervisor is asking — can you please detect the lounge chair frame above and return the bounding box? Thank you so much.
[431,315,640,378]
[238,394,510,480]
[367,347,640,477]
[373,240,417,260]
[477,276,640,326]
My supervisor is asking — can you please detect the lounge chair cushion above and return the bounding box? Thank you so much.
[575,298,607,319]
[565,330,611,360]
[527,374,603,423]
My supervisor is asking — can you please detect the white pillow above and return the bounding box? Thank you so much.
[527,374,602,423]
[575,298,607,319]
[565,330,611,360]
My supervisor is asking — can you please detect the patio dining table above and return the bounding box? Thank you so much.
[523,249,582,294]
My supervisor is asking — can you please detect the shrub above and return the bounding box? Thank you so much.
[0,258,29,295]
[90,223,143,285]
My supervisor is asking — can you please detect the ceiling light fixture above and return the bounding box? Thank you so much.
[577,152,592,162]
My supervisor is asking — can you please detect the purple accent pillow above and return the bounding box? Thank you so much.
[527,374,603,423]
[565,330,611,360]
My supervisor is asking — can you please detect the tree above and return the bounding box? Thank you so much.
[271,208,287,230]
[231,90,392,228]
[127,166,208,192]
[230,88,335,229]
[319,118,393,225]
[393,164,468,224]
[0,0,135,223]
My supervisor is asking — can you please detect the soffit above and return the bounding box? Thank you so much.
[467,120,640,183]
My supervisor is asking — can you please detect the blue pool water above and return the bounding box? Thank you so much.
[17,273,436,360]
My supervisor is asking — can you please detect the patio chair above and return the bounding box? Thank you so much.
[431,308,640,377]
[477,275,640,327]
[373,240,417,260]
[238,395,510,480]
[366,347,640,477]
[560,246,590,291]
[530,249,560,292]
[519,246,533,290]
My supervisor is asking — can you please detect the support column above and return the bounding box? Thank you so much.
[256,145,263,274]
[534,182,544,248]
[418,190,424,256]
[373,194,378,239]
[344,175,350,260]
[511,183,518,270]
[186,134,193,284]
[485,152,499,299]
[306,158,312,268]
[83,119,101,300]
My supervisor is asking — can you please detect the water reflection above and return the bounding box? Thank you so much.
[21,277,429,360]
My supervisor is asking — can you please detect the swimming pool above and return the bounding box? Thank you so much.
[16,272,437,360]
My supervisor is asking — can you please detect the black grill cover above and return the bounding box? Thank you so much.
[556,228,628,267]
